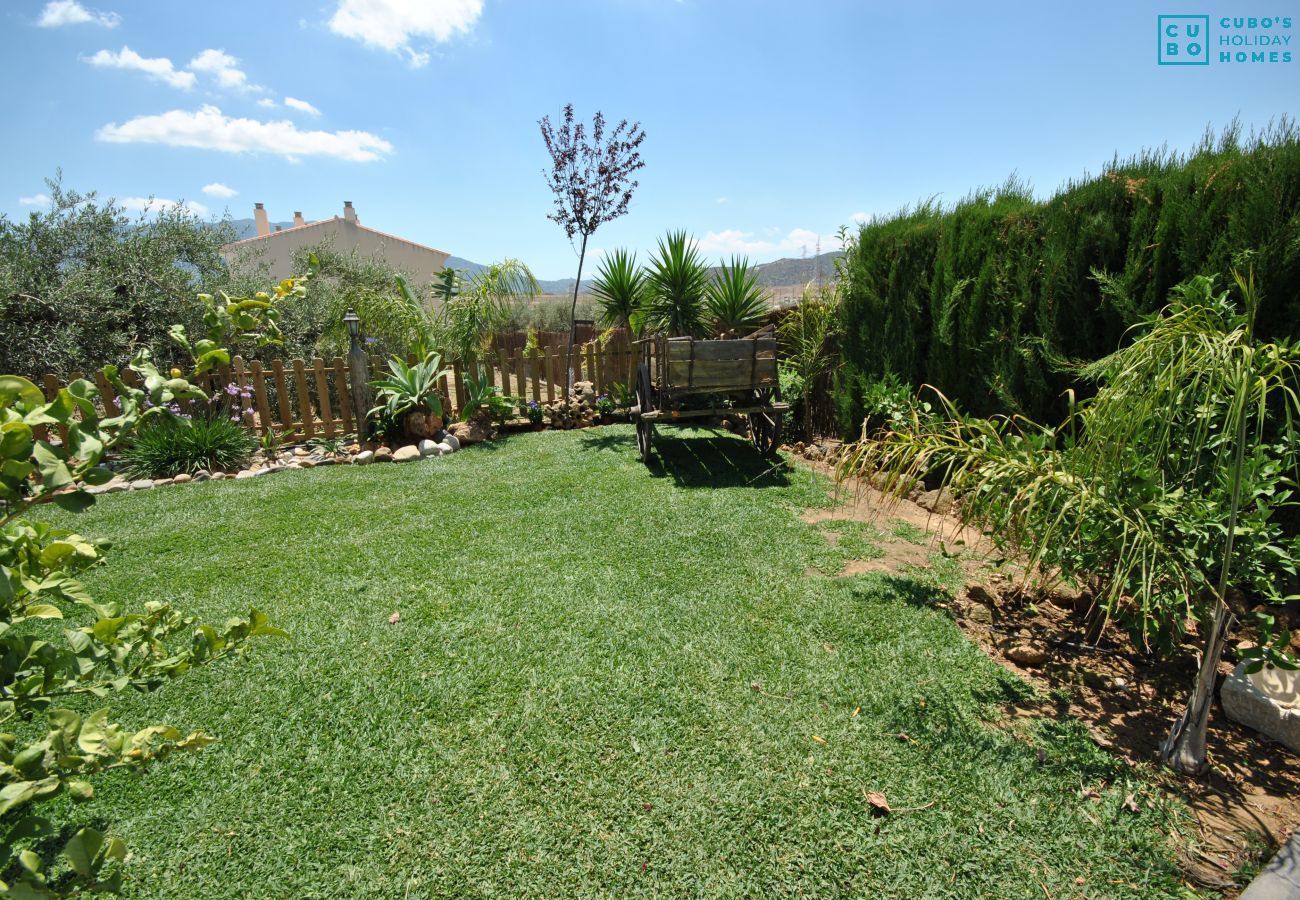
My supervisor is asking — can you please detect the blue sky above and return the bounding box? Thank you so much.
[1,0,1297,280]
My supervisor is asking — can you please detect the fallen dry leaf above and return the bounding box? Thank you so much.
[387,612,400,624]
[822,642,835,653]
[851,706,861,718]
[1079,786,1102,802]
[865,790,891,816]
[897,732,913,743]
[1122,793,1140,814]
[812,735,828,745]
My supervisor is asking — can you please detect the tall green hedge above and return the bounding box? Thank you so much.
[836,123,1300,431]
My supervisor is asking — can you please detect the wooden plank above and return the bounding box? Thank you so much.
[530,347,542,403]
[585,343,596,389]
[660,357,778,388]
[232,356,256,428]
[437,369,451,423]
[293,359,315,439]
[452,361,465,416]
[250,360,273,437]
[332,357,353,433]
[313,359,335,438]
[271,360,294,435]
[640,402,790,421]
[543,347,555,404]
[513,348,526,398]
[666,338,777,361]
[93,369,118,419]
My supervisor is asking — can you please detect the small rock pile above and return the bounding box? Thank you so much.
[547,381,598,429]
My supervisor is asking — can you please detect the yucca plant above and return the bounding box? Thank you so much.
[645,230,710,338]
[591,248,646,336]
[705,256,768,337]
[838,267,1300,776]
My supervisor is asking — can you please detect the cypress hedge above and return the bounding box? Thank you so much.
[835,121,1300,431]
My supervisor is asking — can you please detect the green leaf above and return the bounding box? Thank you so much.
[21,605,63,621]
[52,490,95,513]
[0,421,34,460]
[63,827,104,878]
[0,376,44,410]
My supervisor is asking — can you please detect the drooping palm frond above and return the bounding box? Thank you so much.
[591,248,646,335]
[705,256,768,337]
[645,231,710,338]
[434,259,540,367]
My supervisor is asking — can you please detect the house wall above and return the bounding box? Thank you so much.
[222,210,450,286]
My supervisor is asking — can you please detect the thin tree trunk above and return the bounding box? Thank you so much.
[1160,368,1252,775]
[563,233,589,398]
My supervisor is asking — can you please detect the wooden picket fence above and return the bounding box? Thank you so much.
[31,338,637,444]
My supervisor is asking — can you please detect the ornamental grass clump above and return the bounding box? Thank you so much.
[839,265,1300,776]
[119,415,255,478]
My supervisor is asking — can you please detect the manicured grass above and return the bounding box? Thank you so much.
[42,427,1192,897]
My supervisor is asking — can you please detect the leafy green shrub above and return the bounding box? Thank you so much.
[120,417,255,478]
[835,123,1300,432]
[840,268,1299,774]
[0,267,304,895]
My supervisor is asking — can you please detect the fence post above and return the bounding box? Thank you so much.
[344,309,371,438]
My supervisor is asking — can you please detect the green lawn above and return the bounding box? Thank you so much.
[41,427,1193,898]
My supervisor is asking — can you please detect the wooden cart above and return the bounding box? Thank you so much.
[631,329,788,464]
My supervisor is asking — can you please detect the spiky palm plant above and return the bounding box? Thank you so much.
[591,248,646,336]
[838,268,1300,776]
[645,231,710,338]
[706,256,768,337]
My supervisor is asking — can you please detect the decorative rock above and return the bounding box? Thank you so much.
[374,446,394,462]
[316,457,336,466]
[393,445,421,463]
[449,421,487,445]
[436,441,454,455]
[963,583,998,608]
[352,450,374,465]
[193,469,211,481]
[298,458,316,469]
[1222,661,1300,752]
[154,477,174,487]
[211,472,227,481]
[129,478,154,491]
[1006,643,1049,668]
[418,439,440,457]
[442,433,460,452]
[294,447,310,457]
[917,488,954,515]
[963,603,994,626]
[235,470,255,479]
[172,473,192,484]
[103,481,130,494]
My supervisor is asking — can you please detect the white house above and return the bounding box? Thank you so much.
[221,201,451,284]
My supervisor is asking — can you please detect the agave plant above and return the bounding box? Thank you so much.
[706,256,768,337]
[369,352,451,438]
[645,230,710,338]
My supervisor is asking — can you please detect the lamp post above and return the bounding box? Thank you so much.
[344,308,371,437]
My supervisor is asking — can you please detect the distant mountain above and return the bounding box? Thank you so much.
[228,217,296,241]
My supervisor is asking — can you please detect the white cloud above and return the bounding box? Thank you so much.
[119,196,210,217]
[188,48,259,92]
[201,182,238,198]
[85,46,195,89]
[851,211,868,224]
[696,227,837,259]
[716,196,728,204]
[284,96,322,116]
[257,98,278,108]
[328,0,483,67]
[97,105,394,163]
[37,0,119,28]
[19,194,52,206]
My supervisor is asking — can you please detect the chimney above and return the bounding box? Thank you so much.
[343,200,357,225]
[293,211,305,228]
[254,202,269,237]
[274,225,283,232]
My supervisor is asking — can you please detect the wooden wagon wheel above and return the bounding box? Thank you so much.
[635,363,655,464]
[748,384,783,457]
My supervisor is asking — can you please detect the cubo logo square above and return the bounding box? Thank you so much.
[1159,15,1211,64]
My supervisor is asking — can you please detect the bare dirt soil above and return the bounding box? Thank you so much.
[793,455,1300,895]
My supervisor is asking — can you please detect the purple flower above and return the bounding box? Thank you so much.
[230,414,241,422]
[225,383,240,396]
